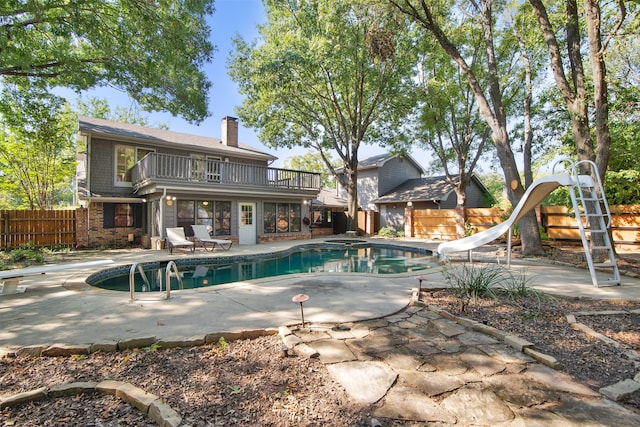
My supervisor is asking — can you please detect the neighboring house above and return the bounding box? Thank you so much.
[335,153,494,233]
[76,116,320,248]
[373,175,496,231]
[336,153,425,212]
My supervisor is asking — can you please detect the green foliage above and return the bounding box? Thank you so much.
[377,226,398,237]
[216,336,229,353]
[442,263,502,302]
[229,0,419,229]
[543,186,571,207]
[284,152,340,189]
[0,0,214,123]
[0,87,77,209]
[76,97,169,129]
[464,223,477,237]
[229,385,242,395]
[144,343,162,353]
[479,173,509,209]
[0,242,45,269]
[604,170,640,205]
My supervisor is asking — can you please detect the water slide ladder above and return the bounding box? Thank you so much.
[556,160,620,287]
[129,261,184,300]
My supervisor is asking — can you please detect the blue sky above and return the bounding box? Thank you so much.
[66,0,427,169]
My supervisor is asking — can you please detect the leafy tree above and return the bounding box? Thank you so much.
[76,97,169,129]
[414,34,493,238]
[0,0,214,123]
[480,173,509,209]
[0,87,76,209]
[229,0,418,231]
[389,0,545,255]
[284,152,340,189]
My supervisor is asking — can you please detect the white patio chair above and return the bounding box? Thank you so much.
[191,224,233,251]
[165,227,195,253]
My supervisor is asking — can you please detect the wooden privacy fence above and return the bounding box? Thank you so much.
[410,205,640,247]
[0,210,76,250]
[412,208,503,241]
[542,205,640,245]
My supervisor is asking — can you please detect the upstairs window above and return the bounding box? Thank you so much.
[115,145,154,186]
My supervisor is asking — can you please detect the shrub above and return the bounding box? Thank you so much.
[442,263,504,302]
[377,226,397,237]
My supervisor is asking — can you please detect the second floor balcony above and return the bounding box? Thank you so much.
[132,153,321,195]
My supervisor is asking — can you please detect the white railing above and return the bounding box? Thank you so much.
[132,153,321,191]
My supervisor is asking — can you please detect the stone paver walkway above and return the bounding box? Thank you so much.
[281,301,640,426]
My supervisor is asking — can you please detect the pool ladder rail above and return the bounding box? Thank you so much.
[129,261,184,301]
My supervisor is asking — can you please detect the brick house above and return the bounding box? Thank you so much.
[75,116,320,248]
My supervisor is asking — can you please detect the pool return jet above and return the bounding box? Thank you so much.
[436,159,620,288]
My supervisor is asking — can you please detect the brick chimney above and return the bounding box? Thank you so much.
[221,116,239,147]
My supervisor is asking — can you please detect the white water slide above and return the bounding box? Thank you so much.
[436,159,621,287]
[437,173,575,260]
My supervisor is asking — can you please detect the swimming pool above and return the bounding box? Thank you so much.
[88,243,436,292]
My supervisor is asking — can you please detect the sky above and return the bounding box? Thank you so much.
[64,0,435,170]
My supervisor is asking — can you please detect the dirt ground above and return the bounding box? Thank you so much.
[1,244,639,426]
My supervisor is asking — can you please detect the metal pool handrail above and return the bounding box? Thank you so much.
[164,261,184,299]
[129,263,152,301]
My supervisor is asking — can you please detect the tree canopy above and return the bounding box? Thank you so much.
[0,0,215,123]
[0,87,76,209]
[284,152,340,189]
[229,0,418,230]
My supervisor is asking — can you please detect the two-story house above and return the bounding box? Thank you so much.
[335,153,494,234]
[76,116,321,248]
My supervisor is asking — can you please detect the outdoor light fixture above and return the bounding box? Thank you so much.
[292,294,310,328]
[407,201,413,207]
[416,275,424,298]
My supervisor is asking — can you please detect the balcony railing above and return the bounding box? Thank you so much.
[132,153,321,192]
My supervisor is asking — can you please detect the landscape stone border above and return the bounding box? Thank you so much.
[0,328,278,426]
[566,310,640,401]
[0,380,182,427]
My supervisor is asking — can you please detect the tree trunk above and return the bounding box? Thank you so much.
[345,167,359,233]
[454,187,467,239]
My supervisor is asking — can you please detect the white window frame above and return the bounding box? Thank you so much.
[114,145,155,187]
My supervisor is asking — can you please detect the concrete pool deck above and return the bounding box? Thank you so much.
[1,238,640,350]
[5,239,640,425]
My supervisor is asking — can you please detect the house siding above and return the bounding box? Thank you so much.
[378,157,422,196]
[79,117,319,247]
[357,169,379,211]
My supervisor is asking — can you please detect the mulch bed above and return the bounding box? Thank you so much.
[1,245,640,424]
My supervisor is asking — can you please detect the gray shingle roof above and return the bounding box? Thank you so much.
[373,176,457,203]
[335,152,425,174]
[78,116,277,161]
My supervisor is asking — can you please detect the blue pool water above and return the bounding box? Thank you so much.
[89,243,435,292]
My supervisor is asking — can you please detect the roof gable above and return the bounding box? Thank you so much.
[336,152,426,174]
[78,116,277,161]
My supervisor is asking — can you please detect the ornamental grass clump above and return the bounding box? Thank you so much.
[442,263,504,304]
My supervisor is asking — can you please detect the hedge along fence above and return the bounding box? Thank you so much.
[410,205,640,248]
[0,210,76,250]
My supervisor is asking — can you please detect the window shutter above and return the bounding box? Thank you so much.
[133,204,142,228]
[103,203,115,229]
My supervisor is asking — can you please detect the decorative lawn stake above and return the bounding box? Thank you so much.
[292,294,310,328]
[415,275,424,300]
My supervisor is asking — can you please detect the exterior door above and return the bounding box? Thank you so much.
[239,202,256,245]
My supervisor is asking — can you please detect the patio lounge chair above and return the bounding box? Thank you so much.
[166,227,195,253]
[191,224,233,251]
